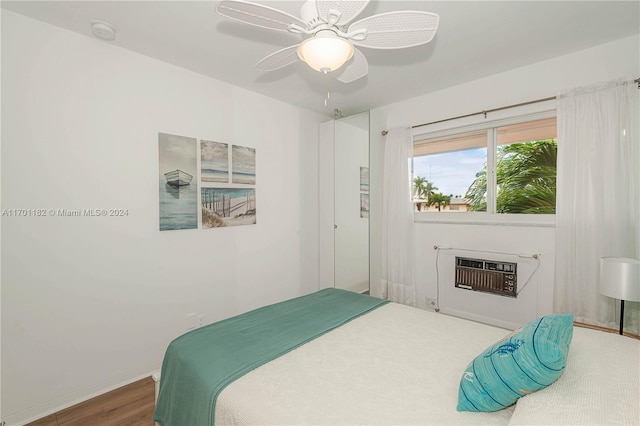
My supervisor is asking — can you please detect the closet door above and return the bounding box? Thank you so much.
[334,112,370,293]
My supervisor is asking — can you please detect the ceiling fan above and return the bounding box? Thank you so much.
[215,0,439,83]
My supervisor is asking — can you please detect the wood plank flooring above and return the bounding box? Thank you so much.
[574,321,640,340]
[26,377,155,426]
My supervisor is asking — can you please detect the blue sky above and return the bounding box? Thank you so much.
[413,148,487,197]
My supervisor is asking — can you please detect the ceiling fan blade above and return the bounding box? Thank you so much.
[216,0,306,32]
[255,45,300,71]
[316,0,370,26]
[335,48,368,83]
[349,11,439,49]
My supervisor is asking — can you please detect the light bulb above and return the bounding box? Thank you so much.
[297,30,354,73]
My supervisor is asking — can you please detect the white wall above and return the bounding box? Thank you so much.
[373,35,640,328]
[1,10,322,425]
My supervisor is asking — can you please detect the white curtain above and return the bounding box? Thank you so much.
[554,79,639,333]
[380,126,416,306]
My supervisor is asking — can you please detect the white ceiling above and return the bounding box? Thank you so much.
[3,1,639,117]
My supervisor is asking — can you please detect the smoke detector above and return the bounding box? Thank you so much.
[90,20,116,41]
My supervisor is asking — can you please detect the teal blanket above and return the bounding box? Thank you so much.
[153,288,388,426]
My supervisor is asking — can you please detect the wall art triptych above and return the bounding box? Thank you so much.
[360,166,369,218]
[158,132,256,231]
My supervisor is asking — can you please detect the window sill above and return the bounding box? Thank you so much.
[414,212,555,228]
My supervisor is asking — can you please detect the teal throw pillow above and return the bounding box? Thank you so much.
[457,314,574,412]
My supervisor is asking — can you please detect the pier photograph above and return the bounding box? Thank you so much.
[201,187,256,228]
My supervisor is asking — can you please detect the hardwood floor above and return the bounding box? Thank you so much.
[574,321,640,340]
[26,377,155,426]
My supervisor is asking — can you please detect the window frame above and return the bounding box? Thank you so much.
[412,110,557,227]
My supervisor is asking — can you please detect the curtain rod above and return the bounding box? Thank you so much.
[381,77,640,136]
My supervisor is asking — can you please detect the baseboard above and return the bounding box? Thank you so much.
[152,371,161,426]
[4,370,158,426]
[438,307,519,330]
[573,321,640,340]
[152,371,161,403]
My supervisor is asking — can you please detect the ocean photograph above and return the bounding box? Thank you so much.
[201,187,256,228]
[360,166,370,192]
[201,140,229,183]
[159,133,198,231]
[159,178,198,230]
[232,145,256,184]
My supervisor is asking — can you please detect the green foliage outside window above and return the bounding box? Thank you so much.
[465,139,557,214]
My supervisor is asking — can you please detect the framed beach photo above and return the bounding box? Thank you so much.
[201,140,229,183]
[360,193,369,218]
[201,187,256,228]
[360,166,369,192]
[232,145,256,185]
[158,133,198,231]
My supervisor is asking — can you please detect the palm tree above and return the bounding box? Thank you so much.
[412,176,429,199]
[423,180,438,204]
[429,193,451,211]
[465,139,557,213]
[413,177,438,211]
[465,169,487,212]
[496,140,556,213]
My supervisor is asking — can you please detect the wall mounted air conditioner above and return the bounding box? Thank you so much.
[455,257,517,298]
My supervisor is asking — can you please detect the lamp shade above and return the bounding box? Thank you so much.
[297,30,354,73]
[600,257,640,302]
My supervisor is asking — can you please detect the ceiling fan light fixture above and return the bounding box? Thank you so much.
[297,30,354,73]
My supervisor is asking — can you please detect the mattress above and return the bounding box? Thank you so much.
[215,302,515,425]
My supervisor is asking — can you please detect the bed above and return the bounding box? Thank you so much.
[154,288,640,425]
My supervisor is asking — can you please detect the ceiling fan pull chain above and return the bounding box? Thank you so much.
[324,90,332,107]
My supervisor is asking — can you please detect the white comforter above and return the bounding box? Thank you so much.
[215,303,516,425]
[207,301,640,425]
[509,325,640,425]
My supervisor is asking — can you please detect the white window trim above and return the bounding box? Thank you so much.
[413,109,557,226]
[414,212,555,227]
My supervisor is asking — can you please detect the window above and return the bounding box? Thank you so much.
[412,116,557,215]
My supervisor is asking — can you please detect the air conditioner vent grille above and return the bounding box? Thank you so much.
[455,257,517,298]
